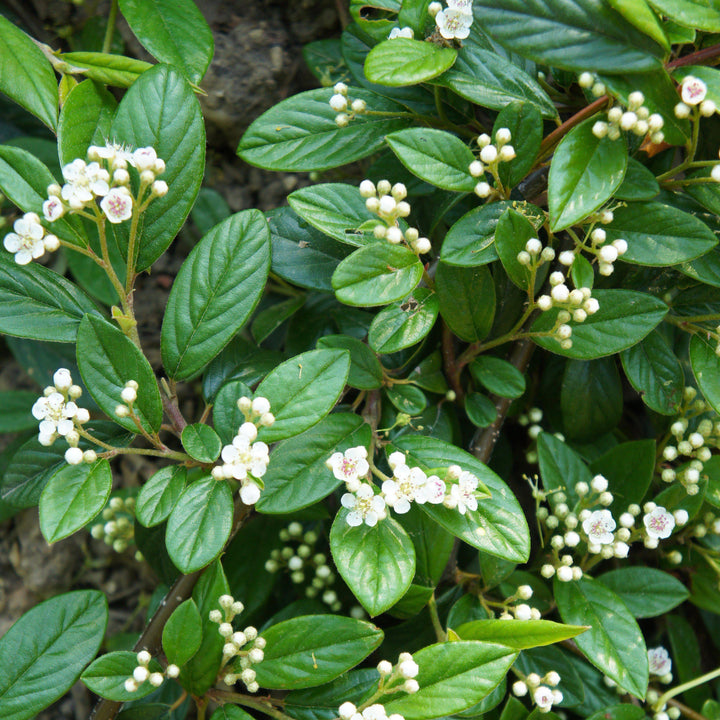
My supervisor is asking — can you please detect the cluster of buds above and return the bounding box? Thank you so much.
[586,227,627,276]
[512,671,563,713]
[329,83,367,127]
[517,407,559,464]
[359,180,430,255]
[211,396,274,505]
[592,91,665,144]
[577,71,607,100]
[124,650,179,693]
[497,584,542,621]
[209,594,265,692]
[114,380,140,419]
[265,522,341,611]
[429,0,473,41]
[3,211,59,265]
[388,26,414,39]
[469,128,516,198]
[32,368,94,465]
[90,496,141,558]
[43,143,167,227]
[674,76,716,120]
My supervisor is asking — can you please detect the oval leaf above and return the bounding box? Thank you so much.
[364,38,457,86]
[136,465,186,527]
[456,619,587,649]
[181,423,222,463]
[368,289,439,354]
[598,568,689,618]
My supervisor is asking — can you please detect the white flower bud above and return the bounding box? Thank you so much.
[499,145,516,162]
[133,665,150,683]
[121,386,137,403]
[578,72,594,88]
[526,238,542,255]
[551,284,569,303]
[537,295,553,311]
[674,102,691,119]
[124,678,139,693]
[474,181,491,197]
[65,447,83,465]
[479,145,498,164]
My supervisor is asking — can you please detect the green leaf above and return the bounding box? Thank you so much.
[386,128,476,192]
[77,314,163,434]
[387,384,427,415]
[531,289,667,359]
[399,504,454,587]
[548,119,628,232]
[255,349,351,443]
[252,296,305,344]
[494,208,540,291]
[465,392,498,428]
[111,63,204,270]
[607,0,670,50]
[212,379,252,444]
[211,707,255,720]
[391,436,530,562]
[435,263,495,342]
[368,289,439,354]
[383,641,518,720]
[0,590,107,720]
[554,577,648,699]
[257,413,370,514]
[60,52,153,87]
[472,0,664,73]
[237,87,408,172]
[332,244,423,307]
[364,38,457,86]
[470,356,526,399]
[166,477,234,573]
[253,615,383,689]
[136,466,186,527]
[82,650,163,701]
[494,102,544,188]
[620,329,684,415]
[615,157,660,201]
[605,201,717,265]
[0,255,102,343]
[646,0,720,31]
[0,16,58,131]
[456,619,587,649]
[0,391,36,433]
[667,614,711,708]
[39,460,112,543]
[537,433,591,508]
[161,210,270,381]
[162,599,203,667]
[598,568,689,618]
[317,335,383,390]
[119,0,213,83]
[330,511,416,616]
[181,423,222,463]
[690,334,720,415]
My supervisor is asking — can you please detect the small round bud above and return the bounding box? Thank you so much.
[474,181,491,198]
[479,145,498,164]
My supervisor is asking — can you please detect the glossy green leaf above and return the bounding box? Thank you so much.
[258,413,370,514]
[77,314,163,434]
[39,460,112,543]
[391,436,530,562]
[494,208,539,291]
[330,511,416,616]
[607,0,670,50]
[253,615,383,689]
[181,423,222,463]
[537,433,590,508]
[332,244,423,307]
[383,641,518,720]
[82,650,163,701]
[704,456,720,510]
[554,577,648,699]
[465,392,497,428]
[436,263,495,342]
[386,128,476,192]
[212,379,252,444]
[598,568,689,618]
[255,349,351,443]
[0,16,58,131]
[252,296,305,344]
[494,102,544,188]
[548,119,627,232]
[60,52,153,87]
[470,356,526,399]
[646,0,720,31]
[166,477,233,573]
[615,157,660,201]
[162,599,203,667]
[317,335,383,390]
[620,329,684,415]
[119,0,214,83]
[399,504,454,587]
[386,384,427,415]
[161,210,270,381]
[111,63,205,270]
[690,334,720,415]
[368,289,439,354]
[237,87,408,172]
[456,619,587,649]
[472,0,664,73]
[532,290,667,359]
[364,38,457,86]
[211,707,255,720]
[0,391,36,433]
[0,590,107,720]
[666,614,710,709]
[136,466,186,527]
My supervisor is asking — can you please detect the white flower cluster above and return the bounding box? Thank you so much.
[388,26,414,39]
[586,227,628,276]
[590,90,665,145]
[114,380,140,419]
[32,368,95,466]
[512,671,563,713]
[328,447,485,528]
[124,650,179,693]
[339,705,404,720]
[265,522,341,610]
[675,76,716,120]
[329,83,367,128]
[3,211,59,265]
[429,0,473,41]
[209,594,265,693]
[43,143,167,227]
[211,396,274,505]
[90,496,139,557]
[469,128,516,198]
[359,179,431,255]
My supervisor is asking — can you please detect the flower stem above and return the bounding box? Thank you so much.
[102,0,119,54]
[655,667,720,711]
[428,593,447,642]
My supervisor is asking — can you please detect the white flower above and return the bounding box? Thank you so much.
[648,646,672,676]
[382,464,433,513]
[220,434,270,480]
[681,76,707,106]
[447,471,479,514]
[341,484,386,527]
[436,8,473,39]
[85,162,110,196]
[388,26,414,39]
[643,506,675,539]
[240,482,261,505]
[32,391,78,439]
[447,0,474,14]
[43,196,65,222]
[326,446,369,491]
[3,212,48,265]
[133,146,158,172]
[101,187,133,224]
[533,686,555,711]
[582,509,616,545]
